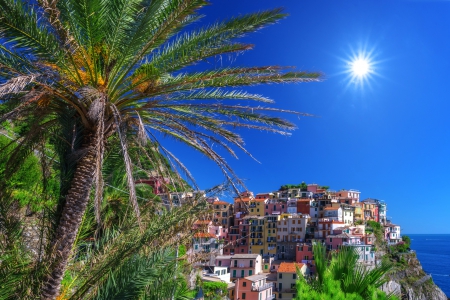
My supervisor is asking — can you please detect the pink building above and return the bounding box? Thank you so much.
[307,184,328,194]
[325,233,362,250]
[230,254,262,280]
[215,255,232,267]
[234,274,273,300]
[316,219,345,239]
[264,200,288,216]
[335,189,360,205]
[224,216,249,255]
[295,243,315,274]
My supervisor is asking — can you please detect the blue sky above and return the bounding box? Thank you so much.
[164,1,450,234]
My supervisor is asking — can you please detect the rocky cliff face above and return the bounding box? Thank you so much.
[382,252,448,300]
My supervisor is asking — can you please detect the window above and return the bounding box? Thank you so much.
[241,270,245,277]
[304,255,309,260]
[218,261,222,266]
[234,260,238,267]
[265,265,268,270]
[293,274,297,279]
[250,260,253,267]
[279,283,282,291]
[243,282,247,287]
[279,273,282,279]
[233,270,236,277]
[249,270,253,276]
[279,294,282,299]
[242,293,246,299]
[194,245,198,250]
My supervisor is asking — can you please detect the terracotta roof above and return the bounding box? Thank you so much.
[194,220,212,225]
[324,207,339,211]
[194,232,216,238]
[277,262,304,273]
[213,201,229,205]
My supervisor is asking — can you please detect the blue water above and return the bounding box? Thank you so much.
[407,234,450,297]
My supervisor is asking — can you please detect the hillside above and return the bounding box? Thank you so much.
[382,251,448,300]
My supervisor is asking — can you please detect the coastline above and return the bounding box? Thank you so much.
[405,234,450,298]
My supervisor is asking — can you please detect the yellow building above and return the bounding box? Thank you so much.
[248,198,267,216]
[264,215,279,257]
[248,216,265,255]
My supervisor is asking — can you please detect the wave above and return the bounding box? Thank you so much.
[431,274,450,277]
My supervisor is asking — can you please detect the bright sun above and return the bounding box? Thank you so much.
[351,58,370,77]
[342,48,378,88]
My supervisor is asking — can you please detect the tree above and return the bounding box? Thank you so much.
[0,1,321,298]
[297,243,398,300]
[201,282,228,300]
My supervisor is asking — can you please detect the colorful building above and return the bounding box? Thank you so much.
[276,262,308,300]
[234,274,274,300]
[230,254,262,280]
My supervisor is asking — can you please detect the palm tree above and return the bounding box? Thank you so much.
[297,243,396,299]
[0,0,321,298]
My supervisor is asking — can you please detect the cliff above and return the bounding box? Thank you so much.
[382,251,448,300]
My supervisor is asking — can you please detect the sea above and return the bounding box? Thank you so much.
[407,234,450,298]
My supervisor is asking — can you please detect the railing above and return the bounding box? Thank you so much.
[251,282,273,292]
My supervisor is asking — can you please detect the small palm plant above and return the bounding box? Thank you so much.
[296,243,397,300]
[0,0,321,298]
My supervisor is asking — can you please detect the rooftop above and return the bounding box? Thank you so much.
[231,254,260,259]
[244,274,268,282]
[213,201,230,205]
[324,207,339,211]
[215,255,233,260]
[278,262,304,273]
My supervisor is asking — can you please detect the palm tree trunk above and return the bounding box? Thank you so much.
[41,135,98,300]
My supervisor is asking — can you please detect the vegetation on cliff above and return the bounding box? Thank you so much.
[296,243,398,300]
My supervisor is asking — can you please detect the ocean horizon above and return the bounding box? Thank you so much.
[405,234,450,297]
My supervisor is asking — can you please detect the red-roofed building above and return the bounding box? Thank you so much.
[276,262,308,300]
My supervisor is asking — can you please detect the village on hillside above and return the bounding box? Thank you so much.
[157,183,403,300]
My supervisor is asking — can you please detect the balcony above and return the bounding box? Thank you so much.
[252,282,273,292]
